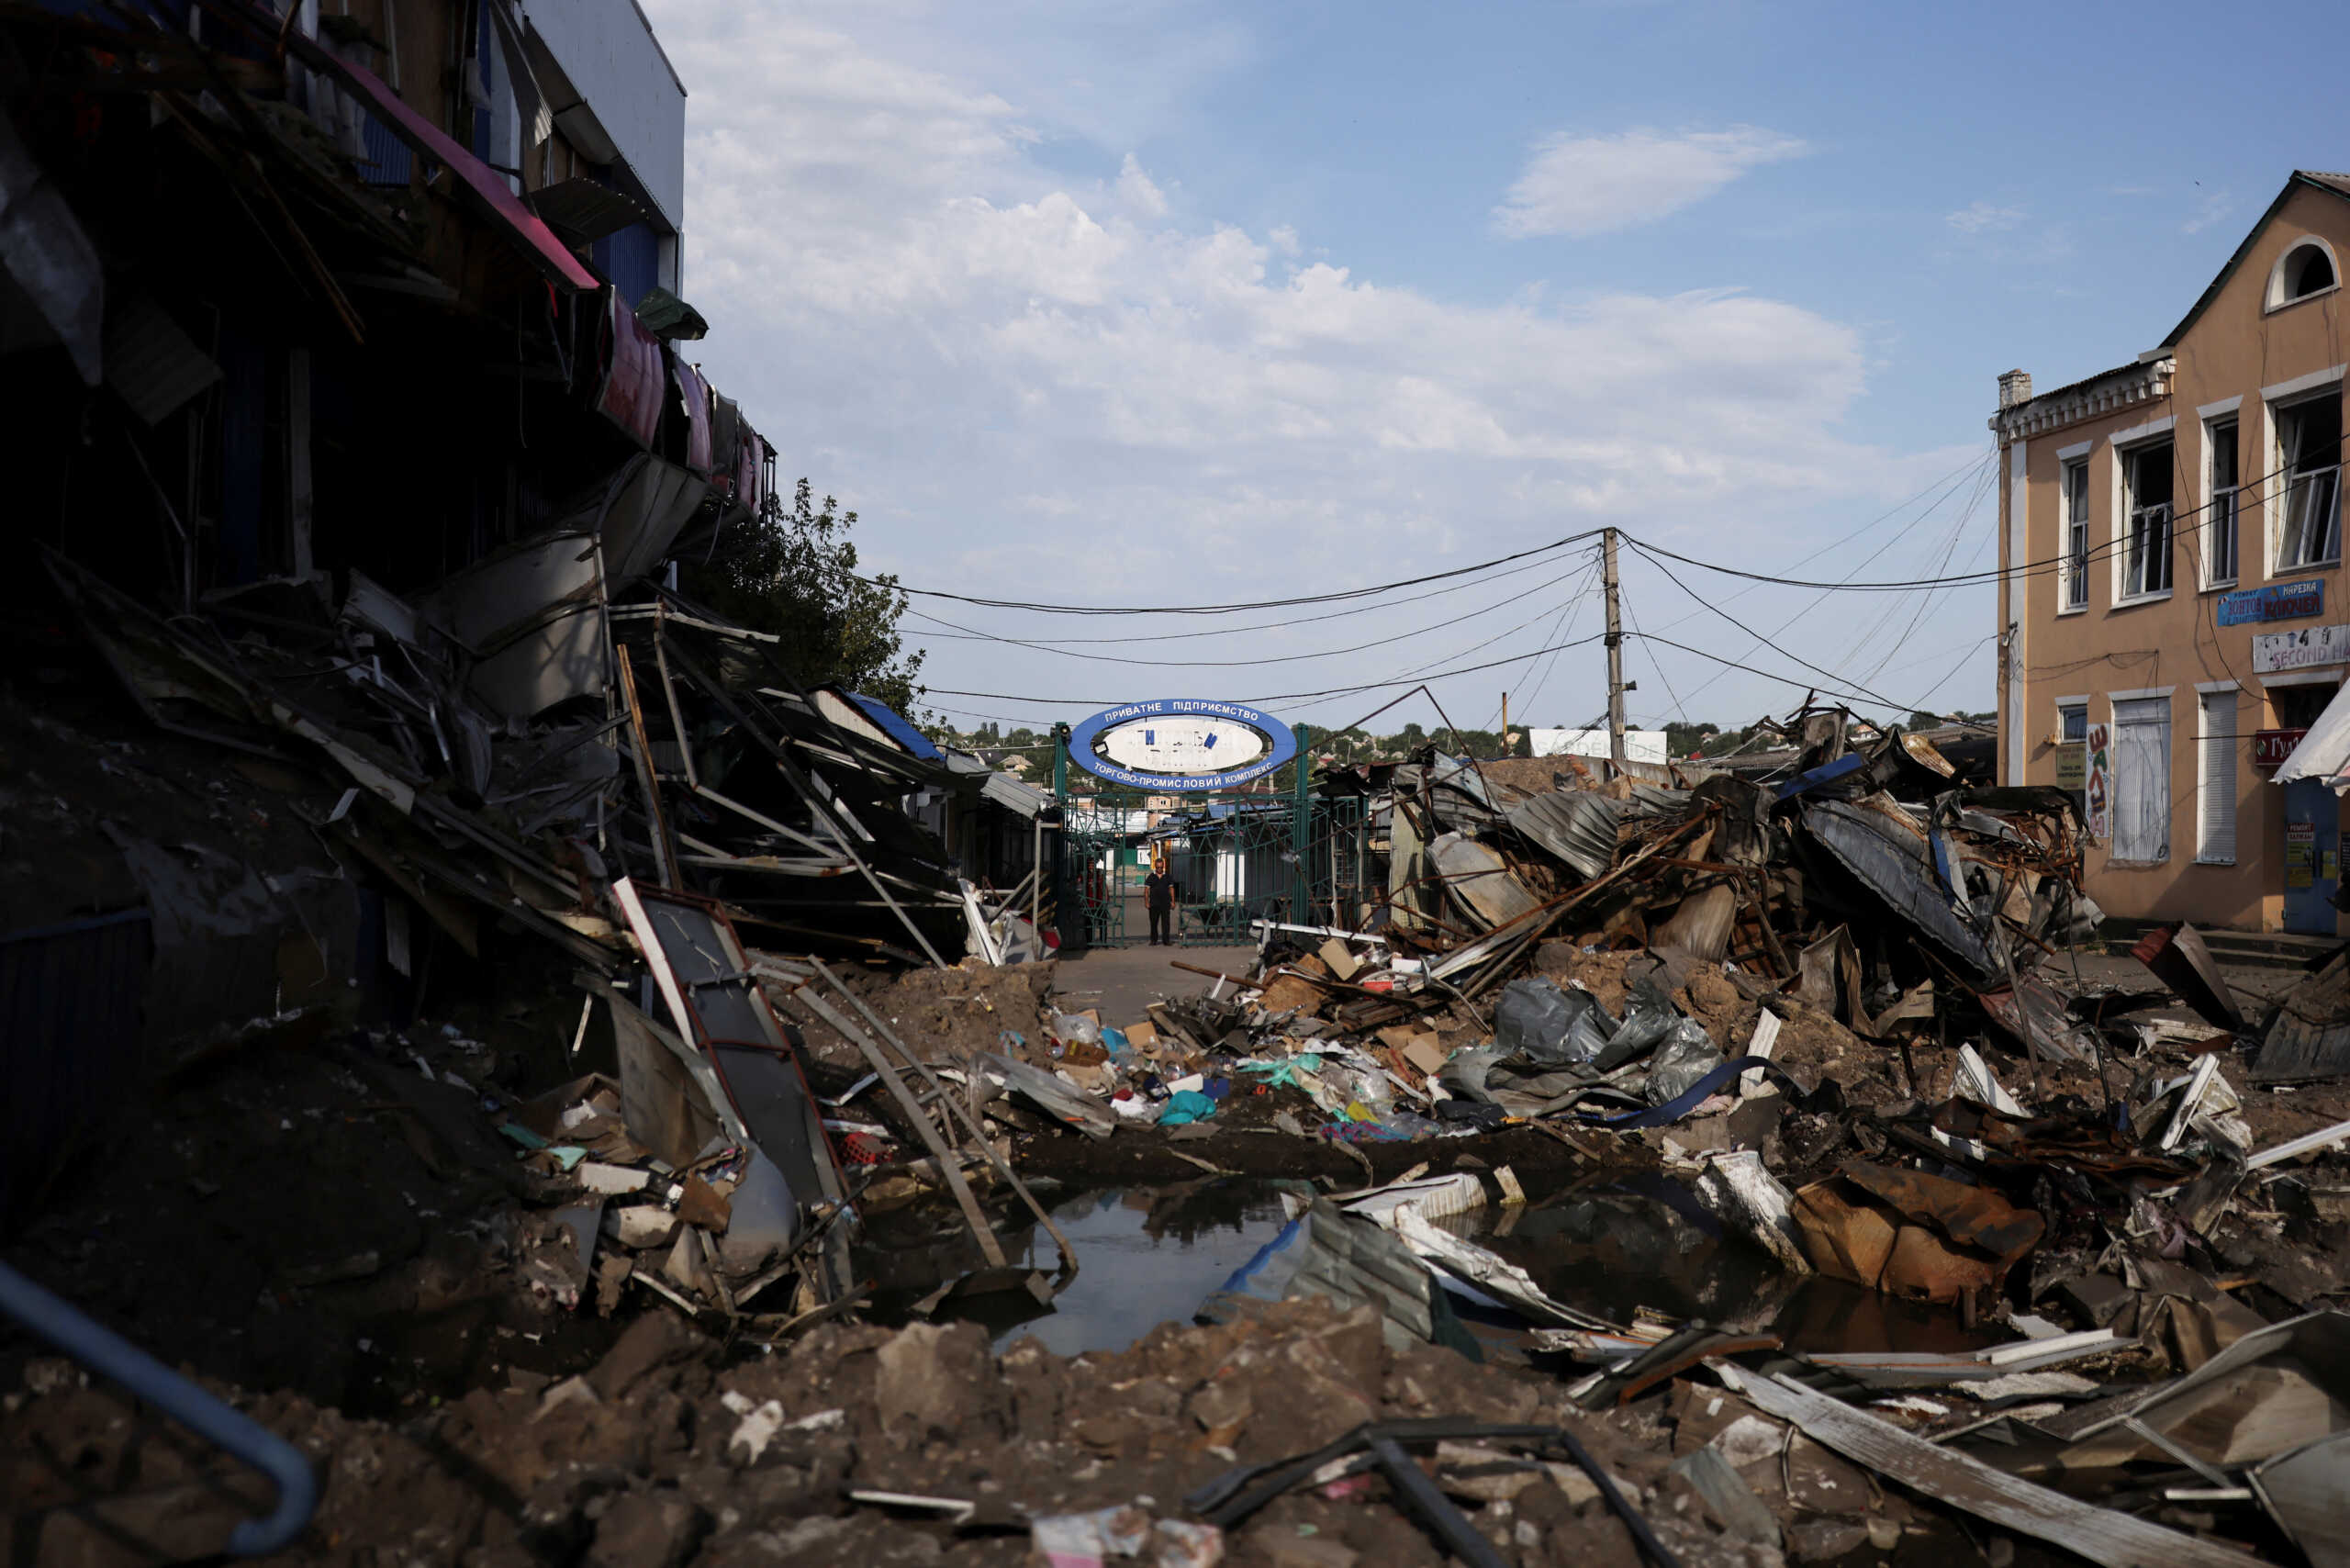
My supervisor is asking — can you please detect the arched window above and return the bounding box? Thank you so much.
[2270,238,2341,308]
[2290,244,2335,297]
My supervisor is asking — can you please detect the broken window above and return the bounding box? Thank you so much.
[2062,458,2090,610]
[2206,419,2239,586]
[2111,696,2172,864]
[2278,394,2342,569]
[2121,442,2173,599]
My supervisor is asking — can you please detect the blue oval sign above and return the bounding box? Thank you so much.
[1068,700,1297,792]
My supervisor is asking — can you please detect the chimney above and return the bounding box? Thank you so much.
[1998,368,2033,409]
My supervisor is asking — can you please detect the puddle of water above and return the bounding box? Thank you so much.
[1452,1173,1999,1358]
[858,1175,1994,1361]
[912,1182,1297,1354]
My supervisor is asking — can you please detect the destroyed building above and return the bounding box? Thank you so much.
[17,9,2350,1566]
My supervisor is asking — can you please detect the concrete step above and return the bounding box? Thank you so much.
[2097,919,2344,971]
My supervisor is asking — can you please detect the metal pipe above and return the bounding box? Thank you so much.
[0,1261,318,1556]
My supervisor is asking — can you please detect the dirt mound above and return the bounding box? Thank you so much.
[776,957,1060,1072]
[3,1295,1764,1568]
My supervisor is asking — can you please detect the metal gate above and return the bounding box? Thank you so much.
[1052,794,1373,949]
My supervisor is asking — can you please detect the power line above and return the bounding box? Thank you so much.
[899,552,1599,670]
[864,530,1603,616]
[1628,631,1990,726]
[1624,423,2350,595]
[1627,540,1926,715]
[923,628,1614,708]
[899,543,1599,647]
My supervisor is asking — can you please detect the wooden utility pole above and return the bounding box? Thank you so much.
[1603,528,1626,763]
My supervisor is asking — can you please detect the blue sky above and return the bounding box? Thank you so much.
[642,0,2336,742]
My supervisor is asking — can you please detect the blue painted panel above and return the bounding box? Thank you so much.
[1068,700,1297,792]
[596,222,661,308]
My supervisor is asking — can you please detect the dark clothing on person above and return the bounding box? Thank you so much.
[1144,870,1176,946]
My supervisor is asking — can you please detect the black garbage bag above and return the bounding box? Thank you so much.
[1595,977,1680,1070]
[1494,978,1609,1067]
[1643,1020,1725,1105]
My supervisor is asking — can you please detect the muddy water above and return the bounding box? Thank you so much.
[860,1174,1998,1360]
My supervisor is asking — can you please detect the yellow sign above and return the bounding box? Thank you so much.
[2054,744,2086,790]
[1150,842,1168,876]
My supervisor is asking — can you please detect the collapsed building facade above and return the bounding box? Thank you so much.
[0,0,1058,1234]
[15,10,2350,1564]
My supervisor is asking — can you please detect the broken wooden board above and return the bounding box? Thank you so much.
[1717,1366,2252,1568]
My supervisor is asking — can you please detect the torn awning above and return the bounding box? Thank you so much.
[287,45,598,293]
[2274,681,2350,791]
[593,286,664,448]
[670,353,713,476]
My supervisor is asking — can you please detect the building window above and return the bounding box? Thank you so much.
[2278,394,2343,568]
[2121,442,2174,599]
[2205,419,2239,586]
[2198,690,2237,865]
[2057,700,2087,818]
[2271,239,2341,308]
[2061,458,2089,610]
[2111,696,2172,863]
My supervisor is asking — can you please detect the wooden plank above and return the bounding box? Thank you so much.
[1718,1368,2253,1568]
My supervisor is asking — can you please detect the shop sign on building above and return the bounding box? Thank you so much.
[2217,578,2325,626]
[2255,728,2310,770]
[2253,622,2350,674]
[1067,700,1298,792]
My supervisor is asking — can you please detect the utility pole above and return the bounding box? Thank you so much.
[1602,528,1626,763]
[1500,691,1509,756]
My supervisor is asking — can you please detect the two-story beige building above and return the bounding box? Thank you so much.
[1993,171,2350,935]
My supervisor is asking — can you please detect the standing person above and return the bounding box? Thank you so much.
[1143,860,1178,946]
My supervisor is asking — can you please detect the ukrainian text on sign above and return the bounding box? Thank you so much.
[1067,700,1298,792]
[2217,579,2324,625]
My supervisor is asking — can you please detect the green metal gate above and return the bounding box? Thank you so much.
[1049,722,1377,950]
[1051,794,1374,949]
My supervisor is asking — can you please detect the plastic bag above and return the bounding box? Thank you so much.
[1048,1011,1102,1048]
[1436,1042,1507,1103]
[1158,1089,1217,1125]
[1596,978,1678,1070]
[1643,1020,1726,1105]
[1493,978,1606,1067]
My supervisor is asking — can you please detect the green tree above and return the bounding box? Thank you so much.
[679,478,928,714]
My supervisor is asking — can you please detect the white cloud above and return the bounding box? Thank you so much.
[1945,201,2024,234]
[1113,152,1169,218]
[1492,127,1810,240]
[2183,189,2235,235]
[643,4,1977,724]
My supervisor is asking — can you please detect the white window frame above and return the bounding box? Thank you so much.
[2196,686,2238,866]
[2055,697,2088,803]
[2058,451,2091,612]
[2113,435,2176,603]
[2266,236,2343,313]
[2201,409,2241,589]
[2109,692,2173,865]
[2274,388,2344,573]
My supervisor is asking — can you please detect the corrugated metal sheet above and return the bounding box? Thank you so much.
[357,107,413,185]
[1506,790,1621,880]
[1803,801,1995,977]
[102,296,220,426]
[1,909,151,1230]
